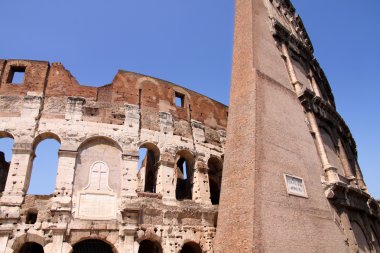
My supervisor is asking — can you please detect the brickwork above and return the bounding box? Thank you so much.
[0,0,379,253]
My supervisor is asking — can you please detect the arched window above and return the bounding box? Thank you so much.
[208,156,223,205]
[19,242,44,253]
[138,240,162,253]
[73,239,113,253]
[0,132,13,192]
[180,242,202,253]
[351,221,371,253]
[175,150,195,200]
[137,143,160,193]
[28,133,60,195]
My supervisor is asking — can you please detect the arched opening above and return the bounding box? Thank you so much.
[138,240,162,253]
[0,132,13,192]
[18,242,44,253]
[73,239,113,253]
[351,221,371,253]
[137,143,160,193]
[175,150,195,200]
[73,137,122,196]
[180,242,202,253]
[371,226,380,252]
[28,133,61,195]
[208,157,223,205]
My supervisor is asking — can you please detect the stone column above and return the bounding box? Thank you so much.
[339,209,359,253]
[306,112,339,183]
[0,230,11,253]
[193,161,210,205]
[337,139,356,186]
[354,162,367,192]
[281,43,302,94]
[52,150,78,211]
[308,70,322,98]
[158,159,176,204]
[0,143,34,206]
[123,227,137,253]
[121,152,139,198]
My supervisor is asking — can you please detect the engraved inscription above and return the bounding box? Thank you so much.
[284,174,308,198]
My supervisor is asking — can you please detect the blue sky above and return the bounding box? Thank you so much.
[0,1,379,198]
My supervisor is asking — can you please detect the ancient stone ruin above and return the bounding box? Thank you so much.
[0,0,379,253]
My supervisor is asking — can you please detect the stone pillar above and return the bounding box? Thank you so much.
[193,160,210,205]
[123,227,137,253]
[65,97,85,121]
[121,152,139,198]
[52,150,78,211]
[44,230,65,253]
[0,231,11,253]
[308,70,322,98]
[0,143,34,206]
[339,210,359,252]
[354,162,367,192]
[306,112,339,183]
[158,159,176,204]
[337,139,357,186]
[281,43,302,94]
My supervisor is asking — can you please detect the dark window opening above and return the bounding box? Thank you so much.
[26,211,38,224]
[175,92,185,108]
[137,144,160,193]
[73,239,113,253]
[208,157,223,205]
[137,146,159,193]
[7,66,26,84]
[180,242,202,253]
[138,240,163,253]
[176,154,194,200]
[19,242,44,253]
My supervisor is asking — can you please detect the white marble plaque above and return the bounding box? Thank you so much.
[77,191,117,220]
[76,161,117,220]
[284,174,308,198]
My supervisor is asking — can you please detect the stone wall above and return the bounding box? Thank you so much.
[0,59,227,253]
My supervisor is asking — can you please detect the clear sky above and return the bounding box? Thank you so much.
[0,1,379,198]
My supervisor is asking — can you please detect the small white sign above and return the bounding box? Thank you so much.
[284,174,308,198]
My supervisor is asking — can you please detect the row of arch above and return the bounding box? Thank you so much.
[17,239,203,253]
[0,131,223,204]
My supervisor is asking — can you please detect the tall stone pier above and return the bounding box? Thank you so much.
[215,0,378,252]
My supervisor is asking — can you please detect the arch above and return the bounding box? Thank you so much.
[77,136,122,152]
[73,136,122,196]
[11,233,46,252]
[175,150,195,200]
[179,242,202,253]
[207,156,223,205]
[0,132,14,192]
[18,242,44,253]
[138,142,160,193]
[32,132,61,150]
[72,239,115,253]
[138,240,163,253]
[0,131,14,139]
[351,221,371,253]
[28,133,61,195]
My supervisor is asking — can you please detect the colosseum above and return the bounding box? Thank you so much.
[0,0,379,253]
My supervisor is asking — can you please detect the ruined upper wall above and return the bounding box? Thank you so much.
[0,59,228,134]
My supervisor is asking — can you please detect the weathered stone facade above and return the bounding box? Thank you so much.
[0,59,226,253]
[214,0,380,253]
[0,0,379,253]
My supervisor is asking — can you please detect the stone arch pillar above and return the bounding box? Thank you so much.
[1,142,34,207]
